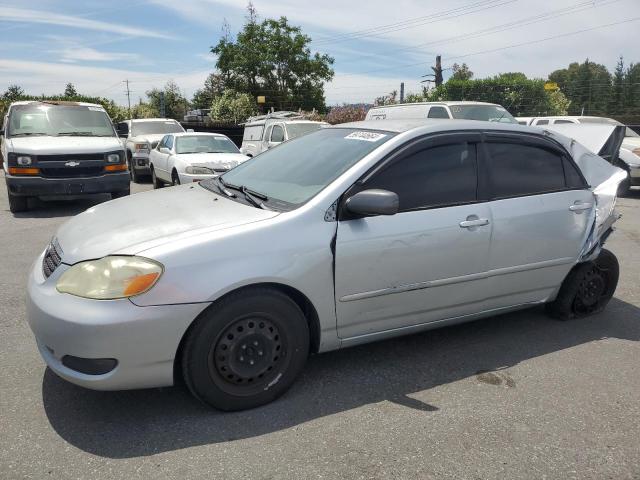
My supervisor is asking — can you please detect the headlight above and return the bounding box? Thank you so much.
[17,155,32,166]
[185,165,214,175]
[56,256,163,300]
[107,153,121,163]
[134,143,150,152]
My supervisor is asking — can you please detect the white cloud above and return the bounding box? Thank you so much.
[0,6,175,39]
[58,47,141,63]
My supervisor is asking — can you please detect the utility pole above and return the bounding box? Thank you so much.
[124,79,131,118]
[400,82,405,102]
[159,91,166,118]
[432,55,443,87]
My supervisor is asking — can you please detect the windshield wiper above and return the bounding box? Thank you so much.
[219,178,270,210]
[214,176,237,198]
[57,131,95,136]
[10,132,48,137]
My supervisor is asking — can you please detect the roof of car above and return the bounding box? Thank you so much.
[369,101,500,109]
[10,100,103,108]
[170,132,228,138]
[128,118,180,123]
[332,119,542,135]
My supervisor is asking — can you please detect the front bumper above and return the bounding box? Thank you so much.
[26,250,209,390]
[6,172,130,197]
[177,172,219,184]
[131,153,151,173]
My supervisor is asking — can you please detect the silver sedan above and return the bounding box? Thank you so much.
[26,120,627,411]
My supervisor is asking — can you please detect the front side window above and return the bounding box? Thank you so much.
[271,125,285,142]
[7,104,115,137]
[554,120,575,124]
[165,135,174,150]
[535,120,549,125]
[365,142,478,211]
[208,128,395,207]
[176,135,239,154]
[486,142,566,198]
[427,107,450,119]
[131,121,184,136]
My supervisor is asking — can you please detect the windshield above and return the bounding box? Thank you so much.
[450,104,517,123]
[204,128,395,207]
[286,123,325,140]
[176,135,240,154]
[7,103,115,137]
[131,121,184,136]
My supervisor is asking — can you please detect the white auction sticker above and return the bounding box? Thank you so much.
[344,131,387,142]
[87,106,104,111]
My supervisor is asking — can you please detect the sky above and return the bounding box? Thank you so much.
[0,0,638,107]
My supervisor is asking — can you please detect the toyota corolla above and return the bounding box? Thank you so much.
[27,120,626,411]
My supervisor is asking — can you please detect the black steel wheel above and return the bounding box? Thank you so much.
[546,249,619,320]
[151,167,163,189]
[181,287,309,410]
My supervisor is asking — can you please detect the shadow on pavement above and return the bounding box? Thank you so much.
[11,195,112,219]
[42,298,640,459]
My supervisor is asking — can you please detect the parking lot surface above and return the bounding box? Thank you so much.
[1,173,639,479]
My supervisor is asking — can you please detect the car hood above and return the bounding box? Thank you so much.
[55,184,279,264]
[178,152,249,169]
[6,136,122,154]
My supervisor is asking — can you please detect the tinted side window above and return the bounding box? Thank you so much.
[486,142,566,198]
[427,107,450,119]
[365,142,477,211]
[554,120,575,124]
[158,135,168,149]
[563,157,586,188]
[165,135,174,149]
[535,119,549,125]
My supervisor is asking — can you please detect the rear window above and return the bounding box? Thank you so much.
[450,104,517,123]
[131,121,184,136]
[243,125,263,141]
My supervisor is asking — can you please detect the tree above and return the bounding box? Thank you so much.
[326,104,369,124]
[209,89,257,123]
[450,63,473,81]
[146,80,190,120]
[549,59,612,115]
[64,83,78,98]
[2,84,25,101]
[131,101,159,119]
[374,90,398,106]
[192,73,226,109]
[211,4,334,112]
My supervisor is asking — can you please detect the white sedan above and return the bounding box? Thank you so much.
[149,132,248,186]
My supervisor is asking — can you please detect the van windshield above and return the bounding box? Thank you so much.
[7,103,115,137]
[203,128,395,208]
[131,121,184,136]
[286,123,325,139]
[450,104,517,123]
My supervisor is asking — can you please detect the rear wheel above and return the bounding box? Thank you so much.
[151,167,163,189]
[127,152,140,184]
[8,193,28,213]
[546,249,619,320]
[181,288,309,411]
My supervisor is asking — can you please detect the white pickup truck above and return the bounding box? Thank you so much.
[116,118,185,182]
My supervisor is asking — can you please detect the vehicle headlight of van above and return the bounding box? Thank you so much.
[106,153,122,163]
[56,256,163,300]
[185,165,214,175]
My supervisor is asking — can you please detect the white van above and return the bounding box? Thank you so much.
[1,101,129,213]
[365,101,518,123]
[241,112,328,157]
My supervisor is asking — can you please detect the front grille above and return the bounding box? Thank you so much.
[150,141,159,149]
[40,167,104,178]
[37,154,104,162]
[42,239,63,278]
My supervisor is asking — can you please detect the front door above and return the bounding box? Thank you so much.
[334,134,493,339]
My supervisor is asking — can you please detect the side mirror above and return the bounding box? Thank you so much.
[186,128,194,133]
[345,189,399,217]
[268,141,281,149]
[159,147,171,154]
[115,123,129,138]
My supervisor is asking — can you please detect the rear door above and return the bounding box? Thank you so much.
[335,133,493,339]
[482,133,593,309]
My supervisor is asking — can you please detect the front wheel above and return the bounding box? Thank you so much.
[151,167,163,189]
[181,288,309,411]
[128,153,140,184]
[546,249,619,320]
[171,171,181,186]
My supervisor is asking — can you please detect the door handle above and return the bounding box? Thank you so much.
[459,218,489,228]
[569,202,592,212]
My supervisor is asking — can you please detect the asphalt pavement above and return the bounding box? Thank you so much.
[1,173,639,479]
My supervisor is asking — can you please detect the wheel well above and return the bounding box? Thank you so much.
[172,283,321,385]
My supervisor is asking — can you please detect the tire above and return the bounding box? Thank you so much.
[181,288,309,411]
[151,167,163,189]
[171,170,181,186]
[111,188,130,199]
[546,249,619,320]
[617,174,631,197]
[8,194,28,213]
[127,152,140,184]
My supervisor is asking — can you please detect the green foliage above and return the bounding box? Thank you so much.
[374,90,398,106]
[192,73,226,109]
[2,84,25,102]
[549,59,612,115]
[325,104,369,124]
[130,102,160,119]
[146,80,190,120]
[450,63,473,81]
[210,89,257,123]
[211,5,334,112]
[63,83,78,98]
